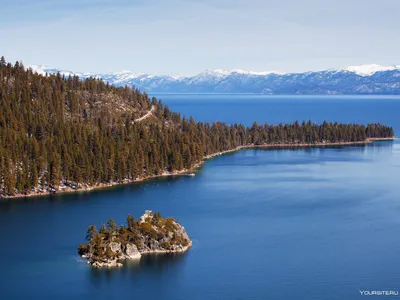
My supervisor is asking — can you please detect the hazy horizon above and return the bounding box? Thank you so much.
[2,0,400,76]
[23,62,400,77]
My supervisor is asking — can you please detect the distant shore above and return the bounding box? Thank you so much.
[203,137,397,159]
[2,137,396,199]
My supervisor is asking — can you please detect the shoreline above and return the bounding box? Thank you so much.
[85,243,193,268]
[2,137,396,200]
[203,137,397,159]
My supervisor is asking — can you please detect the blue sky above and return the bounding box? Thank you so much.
[1,0,400,75]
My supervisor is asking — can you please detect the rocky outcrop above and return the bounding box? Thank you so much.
[78,211,192,268]
[125,243,141,259]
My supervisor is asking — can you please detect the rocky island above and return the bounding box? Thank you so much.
[78,211,192,268]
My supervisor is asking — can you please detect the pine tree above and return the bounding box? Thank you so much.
[86,225,98,241]
[0,56,394,197]
[127,215,136,231]
[107,219,117,231]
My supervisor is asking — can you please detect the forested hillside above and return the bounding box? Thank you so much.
[0,57,394,197]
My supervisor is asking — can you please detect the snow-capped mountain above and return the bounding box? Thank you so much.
[342,64,400,76]
[29,64,400,95]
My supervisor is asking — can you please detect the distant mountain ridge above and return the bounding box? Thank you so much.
[29,64,400,95]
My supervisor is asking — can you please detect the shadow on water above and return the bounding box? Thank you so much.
[87,252,187,286]
[0,141,393,213]
[216,140,394,159]
[130,252,187,273]
[0,172,194,211]
[253,140,394,153]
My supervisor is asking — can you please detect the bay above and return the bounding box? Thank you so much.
[1,95,399,300]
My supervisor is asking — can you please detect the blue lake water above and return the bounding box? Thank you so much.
[1,95,400,299]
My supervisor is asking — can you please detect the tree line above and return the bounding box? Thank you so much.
[0,57,394,196]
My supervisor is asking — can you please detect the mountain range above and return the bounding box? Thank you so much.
[29,64,400,95]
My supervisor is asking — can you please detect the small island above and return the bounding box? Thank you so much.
[78,211,192,268]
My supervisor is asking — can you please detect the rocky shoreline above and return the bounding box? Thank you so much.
[78,211,192,268]
[2,137,396,199]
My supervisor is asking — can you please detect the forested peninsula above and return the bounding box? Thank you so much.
[0,57,395,198]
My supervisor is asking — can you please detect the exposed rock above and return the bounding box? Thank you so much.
[78,210,192,268]
[139,210,153,224]
[109,242,121,253]
[125,244,141,259]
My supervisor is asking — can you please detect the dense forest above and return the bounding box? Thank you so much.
[0,57,394,197]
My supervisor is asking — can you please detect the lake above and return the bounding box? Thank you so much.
[1,95,400,299]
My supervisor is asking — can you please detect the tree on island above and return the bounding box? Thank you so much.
[78,211,192,268]
[127,214,136,231]
[86,225,98,241]
[107,219,117,231]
